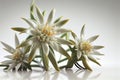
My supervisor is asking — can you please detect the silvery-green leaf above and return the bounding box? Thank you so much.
[80,24,85,40]
[77,50,82,59]
[48,49,60,71]
[36,6,44,24]
[7,63,16,71]
[40,47,49,71]
[56,38,72,45]
[28,45,36,62]
[24,45,31,55]
[1,42,15,54]
[50,42,70,59]
[88,55,101,66]
[11,27,27,33]
[54,16,62,23]
[41,43,49,56]
[82,55,92,71]
[93,45,104,50]
[60,33,67,38]
[54,19,69,27]
[1,60,15,65]
[4,55,13,59]
[71,31,79,44]
[87,35,99,43]
[3,48,14,54]
[17,40,28,48]
[47,9,55,24]
[15,34,20,47]
[22,18,35,29]
[30,0,35,20]
[91,51,104,55]
[56,28,71,35]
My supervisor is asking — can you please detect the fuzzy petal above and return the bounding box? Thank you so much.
[87,35,99,43]
[41,43,49,56]
[50,42,70,58]
[71,31,79,44]
[80,24,85,40]
[54,16,62,23]
[47,9,55,24]
[7,63,16,71]
[36,6,44,24]
[56,28,71,35]
[56,38,72,45]
[54,19,69,27]
[1,60,15,65]
[4,55,13,59]
[92,45,104,50]
[15,34,20,47]
[88,55,101,66]
[22,18,35,29]
[1,42,15,54]
[91,51,104,55]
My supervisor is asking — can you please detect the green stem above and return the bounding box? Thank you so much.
[58,58,68,63]
[0,65,8,67]
[59,65,67,69]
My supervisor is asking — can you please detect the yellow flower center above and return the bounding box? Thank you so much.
[41,24,56,37]
[80,41,92,53]
[12,50,21,60]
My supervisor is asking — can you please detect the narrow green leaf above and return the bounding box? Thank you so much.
[1,42,15,54]
[87,35,99,43]
[88,56,101,66]
[54,16,62,23]
[82,55,92,71]
[11,27,27,33]
[48,49,60,71]
[55,19,69,27]
[36,6,44,24]
[47,9,55,24]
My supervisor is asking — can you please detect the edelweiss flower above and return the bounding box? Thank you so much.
[12,4,72,71]
[72,25,104,71]
[1,34,31,71]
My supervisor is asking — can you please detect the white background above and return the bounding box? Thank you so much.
[0,0,120,80]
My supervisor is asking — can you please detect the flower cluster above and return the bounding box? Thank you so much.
[0,1,104,71]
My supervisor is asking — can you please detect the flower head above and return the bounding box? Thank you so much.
[11,4,72,71]
[1,34,31,71]
[71,25,104,71]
